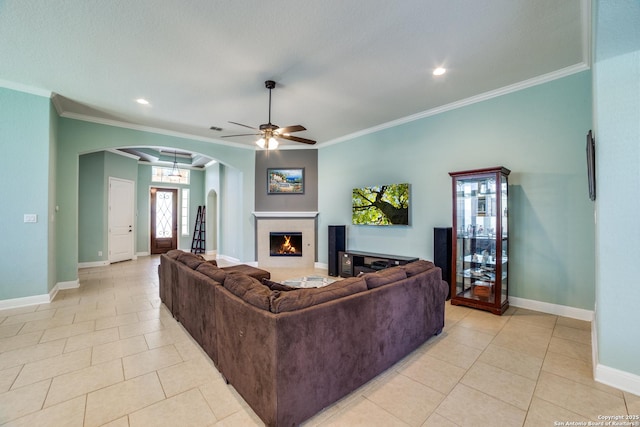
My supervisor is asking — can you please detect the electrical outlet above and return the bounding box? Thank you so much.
[98,251,102,257]
[24,214,37,223]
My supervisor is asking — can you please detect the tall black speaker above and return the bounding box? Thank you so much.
[434,227,452,300]
[328,225,346,276]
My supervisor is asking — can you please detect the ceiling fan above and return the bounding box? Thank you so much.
[223,80,316,149]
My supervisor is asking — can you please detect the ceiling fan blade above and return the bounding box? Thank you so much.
[222,133,261,138]
[278,134,316,145]
[277,125,306,134]
[228,121,257,130]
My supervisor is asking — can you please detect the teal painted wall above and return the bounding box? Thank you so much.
[56,118,255,285]
[137,164,152,254]
[184,169,205,250]
[0,88,52,299]
[218,164,243,260]
[594,0,640,376]
[205,163,221,253]
[77,151,138,263]
[319,71,594,310]
[78,152,105,262]
[48,100,58,292]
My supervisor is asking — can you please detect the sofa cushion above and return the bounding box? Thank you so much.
[165,249,183,260]
[177,252,206,269]
[223,272,272,311]
[402,259,435,277]
[362,266,407,289]
[196,262,227,284]
[270,276,367,313]
[221,264,271,281]
[262,278,298,292]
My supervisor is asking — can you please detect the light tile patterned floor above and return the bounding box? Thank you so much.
[0,255,637,426]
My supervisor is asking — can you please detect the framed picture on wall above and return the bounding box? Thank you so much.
[267,168,305,194]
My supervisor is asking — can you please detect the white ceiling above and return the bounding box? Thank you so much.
[0,0,589,152]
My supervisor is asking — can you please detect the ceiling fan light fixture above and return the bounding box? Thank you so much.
[224,79,316,147]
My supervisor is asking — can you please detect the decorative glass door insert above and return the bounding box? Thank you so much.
[150,188,178,254]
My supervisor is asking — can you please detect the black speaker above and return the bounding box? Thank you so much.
[328,225,346,276]
[434,227,452,300]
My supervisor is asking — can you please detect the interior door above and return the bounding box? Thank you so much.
[150,188,178,254]
[109,177,135,263]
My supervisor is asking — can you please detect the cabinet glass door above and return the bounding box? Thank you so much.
[455,176,498,302]
[450,167,510,315]
[500,174,508,305]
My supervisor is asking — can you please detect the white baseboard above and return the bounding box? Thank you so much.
[595,363,640,396]
[57,279,80,290]
[590,310,640,395]
[591,312,599,379]
[0,292,51,310]
[78,260,109,269]
[136,252,149,257]
[206,250,217,256]
[0,278,80,311]
[315,262,328,270]
[509,296,594,321]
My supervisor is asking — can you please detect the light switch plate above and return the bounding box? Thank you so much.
[24,214,37,223]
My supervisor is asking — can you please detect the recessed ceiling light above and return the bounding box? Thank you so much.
[136,98,150,105]
[433,67,446,76]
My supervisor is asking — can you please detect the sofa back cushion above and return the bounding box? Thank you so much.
[270,276,367,313]
[177,251,206,269]
[221,264,271,281]
[165,249,183,260]
[223,272,272,311]
[262,279,298,292]
[362,266,407,289]
[401,259,435,277]
[196,262,227,284]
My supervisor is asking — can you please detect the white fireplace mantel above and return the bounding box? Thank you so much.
[253,211,319,218]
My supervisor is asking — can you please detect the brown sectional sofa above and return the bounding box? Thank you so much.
[159,249,448,427]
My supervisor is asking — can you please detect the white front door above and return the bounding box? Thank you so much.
[109,177,135,263]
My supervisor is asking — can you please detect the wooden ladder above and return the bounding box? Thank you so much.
[191,205,206,254]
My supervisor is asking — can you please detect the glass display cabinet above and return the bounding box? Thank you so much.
[449,167,510,315]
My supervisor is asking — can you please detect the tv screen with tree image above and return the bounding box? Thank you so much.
[352,183,410,225]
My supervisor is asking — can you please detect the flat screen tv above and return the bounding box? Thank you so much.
[586,130,596,201]
[352,183,410,225]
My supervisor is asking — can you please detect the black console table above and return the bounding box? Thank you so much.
[338,250,419,278]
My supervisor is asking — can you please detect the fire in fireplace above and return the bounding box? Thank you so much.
[269,232,303,257]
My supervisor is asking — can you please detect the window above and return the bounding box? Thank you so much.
[151,166,190,184]
[181,188,190,236]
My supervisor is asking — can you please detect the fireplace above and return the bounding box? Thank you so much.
[270,232,303,257]
[254,212,317,268]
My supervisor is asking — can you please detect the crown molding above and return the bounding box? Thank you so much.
[59,111,255,150]
[0,79,51,98]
